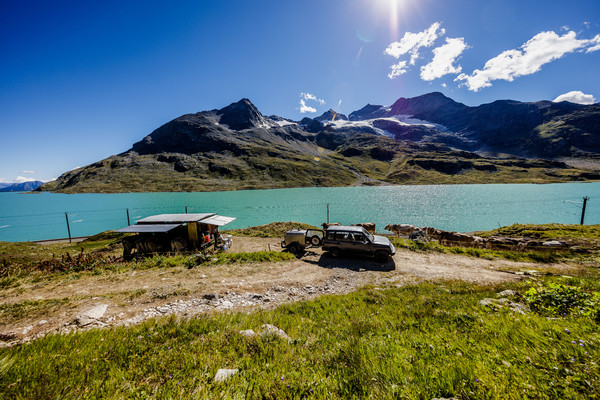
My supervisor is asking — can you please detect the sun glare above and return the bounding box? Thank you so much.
[374,0,413,38]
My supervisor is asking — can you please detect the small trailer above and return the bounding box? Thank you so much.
[115,213,236,259]
[281,228,324,254]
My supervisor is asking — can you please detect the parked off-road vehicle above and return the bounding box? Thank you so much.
[281,228,324,254]
[322,225,395,262]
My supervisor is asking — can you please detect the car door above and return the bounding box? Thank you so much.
[351,232,372,256]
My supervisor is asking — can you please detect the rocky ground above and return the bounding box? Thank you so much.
[0,236,579,347]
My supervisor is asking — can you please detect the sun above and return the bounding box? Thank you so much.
[373,0,415,38]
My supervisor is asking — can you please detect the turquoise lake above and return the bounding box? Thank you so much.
[0,182,598,242]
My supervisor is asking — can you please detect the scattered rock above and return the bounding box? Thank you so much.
[497,290,516,297]
[203,293,219,300]
[22,325,33,335]
[260,324,291,342]
[479,298,498,307]
[219,300,234,309]
[123,314,145,326]
[239,329,256,338]
[509,302,529,314]
[0,332,17,341]
[542,240,568,248]
[214,368,238,382]
[38,320,48,326]
[76,304,108,326]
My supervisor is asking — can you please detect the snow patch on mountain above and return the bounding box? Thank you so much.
[323,115,448,138]
[275,120,298,127]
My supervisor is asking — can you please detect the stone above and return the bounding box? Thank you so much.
[479,298,500,307]
[203,293,219,300]
[214,368,238,382]
[76,304,108,326]
[497,290,516,297]
[38,320,48,325]
[509,302,529,314]
[239,329,256,338]
[542,240,567,248]
[260,324,292,342]
[220,300,234,309]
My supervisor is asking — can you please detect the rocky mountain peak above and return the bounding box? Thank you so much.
[315,109,348,122]
[216,98,267,130]
[389,91,464,116]
[349,103,386,121]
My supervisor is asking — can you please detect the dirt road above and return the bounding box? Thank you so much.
[0,236,572,346]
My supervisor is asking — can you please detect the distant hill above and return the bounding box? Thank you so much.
[39,94,600,193]
[0,181,44,192]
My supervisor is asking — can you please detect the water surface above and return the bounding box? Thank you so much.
[0,182,598,242]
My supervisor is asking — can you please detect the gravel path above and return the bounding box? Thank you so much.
[0,236,575,347]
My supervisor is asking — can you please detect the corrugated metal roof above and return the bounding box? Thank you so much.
[115,224,182,233]
[135,213,215,224]
[200,215,237,226]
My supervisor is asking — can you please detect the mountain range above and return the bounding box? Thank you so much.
[0,181,45,192]
[39,92,600,193]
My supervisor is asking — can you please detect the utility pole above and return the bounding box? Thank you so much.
[327,203,330,224]
[65,212,72,243]
[581,196,589,225]
[126,208,131,226]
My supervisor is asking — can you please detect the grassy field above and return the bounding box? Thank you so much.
[1,223,599,399]
[1,278,599,399]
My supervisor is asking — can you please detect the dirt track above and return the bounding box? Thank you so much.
[0,236,576,346]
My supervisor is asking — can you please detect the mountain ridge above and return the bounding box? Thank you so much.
[39,93,600,193]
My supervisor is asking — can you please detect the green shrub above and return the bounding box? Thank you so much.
[525,283,600,319]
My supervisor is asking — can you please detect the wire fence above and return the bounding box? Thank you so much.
[0,195,595,243]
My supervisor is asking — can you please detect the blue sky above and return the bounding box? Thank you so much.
[1,0,599,183]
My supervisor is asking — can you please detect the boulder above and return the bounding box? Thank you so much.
[260,324,292,342]
[76,304,108,326]
[239,329,256,338]
[214,368,239,382]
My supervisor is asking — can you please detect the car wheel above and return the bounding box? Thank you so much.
[375,251,389,263]
[329,248,340,258]
[310,235,321,246]
[288,243,300,254]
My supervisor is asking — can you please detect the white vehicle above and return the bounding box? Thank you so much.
[281,228,324,254]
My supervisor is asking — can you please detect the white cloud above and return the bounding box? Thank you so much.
[456,30,600,92]
[14,176,37,183]
[420,37,468,81]
[585,34,600,52]
[337,99,342,108]
[388,60,408,79]
[21,170,35,174]
[299,99,317,113]
[300,92,325,105]
[384,22,445,65]
[553,90,596,104]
